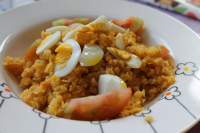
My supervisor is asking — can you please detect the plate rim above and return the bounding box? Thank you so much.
[0,0,200,132]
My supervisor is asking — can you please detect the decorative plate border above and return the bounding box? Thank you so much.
[90,121,109,133]
[175,62,200,80]
[161,86,197,119]
[32,109,54,133]
[0,61,200,133]
[132,61,200,133]
[135,108,157,133]
[0,82,18,109]
[0,0,200,132]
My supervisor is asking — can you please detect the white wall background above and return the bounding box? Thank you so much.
[0,0,37,11]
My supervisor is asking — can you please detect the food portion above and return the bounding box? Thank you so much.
[4,16,175,120]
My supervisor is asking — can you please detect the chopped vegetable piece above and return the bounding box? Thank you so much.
[107,47,131,60]
[98,74,127,94]
[52,18,74,26]
[115,33,125,49]
[127,54,142,68]
[144,115,154,123]
[79,45,104,67]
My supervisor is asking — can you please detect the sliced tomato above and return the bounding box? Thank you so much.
[64,88,132,120]
[112,18,133,29]
[161,46,170,59]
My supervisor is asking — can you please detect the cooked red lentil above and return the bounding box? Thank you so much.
[4,16,175,120]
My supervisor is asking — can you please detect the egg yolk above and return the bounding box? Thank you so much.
[55,43,72,66]
[41,31,51,39]
[40,35,51,47]
[120,81,127,88]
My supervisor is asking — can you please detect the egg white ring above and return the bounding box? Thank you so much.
[68,23,84,30]
[107,21,125,33]
[63,25,85,42]
[46,26,69,33]
[87,16,125,33]
[36,31,61,55]
[54,39,81,77]
[87,15,108,26]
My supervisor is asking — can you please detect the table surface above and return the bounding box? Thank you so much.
[0,0,200,132]
[130,0,200,34]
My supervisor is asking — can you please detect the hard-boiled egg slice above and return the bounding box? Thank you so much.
[107,46,141,68]
[127,54,142,68]
[107,21,125,33]
[115,33,125,49]
[73,17,91,24]
[52,18,74,26]
[87,15,108,26]
[129,17,144,32]
[54,39,81,77]
[68,23,84,30]
[86,16,109,32]
[36,31,61,55]
[79,45,104,67]
[63,25,85,42]
[87,16,125,33]
[46,26,70,33]
[55,42,72,66]
[99,74,127,94]
[41,31,51,39]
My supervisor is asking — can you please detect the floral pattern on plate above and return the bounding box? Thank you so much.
[0,82,18,109]
[0,0,200,132]
[175,62,200,80]
[161,86,197,119]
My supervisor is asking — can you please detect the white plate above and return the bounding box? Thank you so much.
[0,0,200,133]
